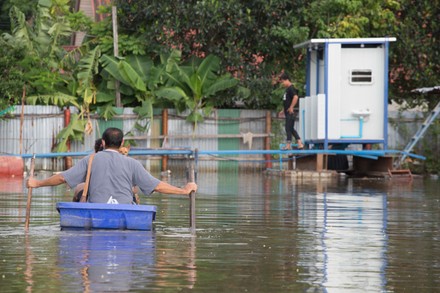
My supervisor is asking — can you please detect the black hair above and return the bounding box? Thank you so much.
[279,73,290,81]
[102,127,123,148]
[94,139,104,153]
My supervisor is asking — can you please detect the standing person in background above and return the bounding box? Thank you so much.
[27,127,197,204]
[279,73,304,150]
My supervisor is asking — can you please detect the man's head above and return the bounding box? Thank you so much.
[280,73,290,81]
[102,127,124,149]
[279,73,291,87]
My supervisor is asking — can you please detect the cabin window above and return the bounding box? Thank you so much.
[350,69,373,84]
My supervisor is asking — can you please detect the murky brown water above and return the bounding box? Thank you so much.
[0,171,439,292]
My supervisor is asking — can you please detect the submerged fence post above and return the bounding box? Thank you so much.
[265,111,272,169]
[189,149,197,234]
[162,109,168,171]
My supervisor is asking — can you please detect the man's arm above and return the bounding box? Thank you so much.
[288,94,299,113]
[154,181,197,196]
[27,173,66,188]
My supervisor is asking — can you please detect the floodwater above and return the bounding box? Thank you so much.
[0,170,439,292]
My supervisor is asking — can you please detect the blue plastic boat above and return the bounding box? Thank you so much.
[56,202,156,230]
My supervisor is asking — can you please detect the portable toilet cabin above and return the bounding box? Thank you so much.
[294,37,396,150]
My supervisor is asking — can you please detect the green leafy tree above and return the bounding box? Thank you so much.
[301,0,399,38]
[89,5,147,57]
[25,45,100,152]
[107,0,411,109]
[108,0,309,109]
[1,0,95,152]
[388,0,440,108]
[0,41,26,116]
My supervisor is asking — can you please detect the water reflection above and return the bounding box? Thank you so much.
[57,230,156,292]
[0,176,25,224]
[0,173,439,292]
[24,233,34,293]
[318,193,386,292]
[0,176,23,194]
[285,178,388,291]
[155,231,197,289]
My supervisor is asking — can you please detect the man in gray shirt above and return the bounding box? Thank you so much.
[27,127,197,204]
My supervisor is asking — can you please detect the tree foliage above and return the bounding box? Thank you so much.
[1,0,439,113]
[112,0,309,109]
[301,0,399,38]
[0,0,94,150]
[389,0,440,108]
[0,40,26,112]
[110,0,431,108]
[1,0,92,103]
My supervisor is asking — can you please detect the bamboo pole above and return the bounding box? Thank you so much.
[20,85,26,155]
[112,6,121,107]
[25,154,35,231]
[64,108,72,169]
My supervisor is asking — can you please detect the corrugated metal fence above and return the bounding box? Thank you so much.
[0,106,272,172]
[1,106,437,173]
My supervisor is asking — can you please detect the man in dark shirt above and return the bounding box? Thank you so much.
[279,73,304,150]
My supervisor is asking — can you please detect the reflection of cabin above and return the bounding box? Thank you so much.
[294,37,396,150]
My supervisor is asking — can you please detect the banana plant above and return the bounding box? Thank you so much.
[75,46,101,111]
[4,0,96,152]
[100,51,181,126]
[100,54,153,139]
[26,46,101,152]
[156,54,239,131]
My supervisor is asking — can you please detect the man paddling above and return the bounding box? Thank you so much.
[27,127,197,204]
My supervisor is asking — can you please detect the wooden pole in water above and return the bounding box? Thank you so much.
[162,109,168,171]
[25,154,35,231]
[20,85,26,155]
[64,108,72,169]
[189,149,197,234]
